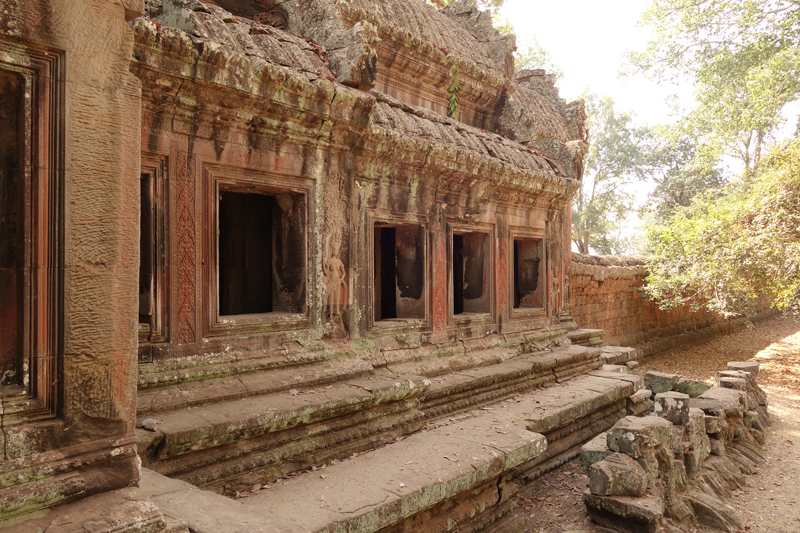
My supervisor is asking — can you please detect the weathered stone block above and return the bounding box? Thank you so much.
[580,432,612,474]
[709,438,725,456]
[626,360,639,370]
[687,492,743,532]
[644,371,679,394]
[697,387,747,416]
[654,391,690,425]
[719,377,748,391]
[670,425,689,457]
[744,410,759,428]
[719,369,768,406]
[635,449,659,489]
[704,415,728,434]
[583,490,665,533]
[685,408,707,448]
[607,416,672,459]
[588,453,648,497]
[626,389,653,417]
[675,377,710,398]
[727,361,759,376]
[602,364,630,374]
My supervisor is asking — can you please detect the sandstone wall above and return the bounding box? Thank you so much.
[570,254,775,354]
[0,0,144,522]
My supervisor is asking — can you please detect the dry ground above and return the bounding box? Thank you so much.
[515,315,800,533]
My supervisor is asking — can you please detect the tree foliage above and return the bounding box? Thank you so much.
[572,93,649,255]
[644,140,800,316]
[513,36,564,80]
[640,126,726,223]
[629,0,800,174]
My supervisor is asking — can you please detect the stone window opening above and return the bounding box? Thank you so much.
[138,156,168,349]
[513,238,545,310]
[217,188,306,318]
[452,231,491,316]
[0,68,26,392]
[373,224,426,323]
[0,43,62,412]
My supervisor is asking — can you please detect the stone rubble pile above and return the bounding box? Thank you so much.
[580,361,770,533]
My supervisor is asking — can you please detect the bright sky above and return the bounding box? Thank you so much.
[498,0,678,128]
[498,0,685,251]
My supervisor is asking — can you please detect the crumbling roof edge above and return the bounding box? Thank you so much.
[340,4,509,91]
[130,18,376,127]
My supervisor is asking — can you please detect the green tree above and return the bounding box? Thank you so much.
[572,92,649,254]
[513,36,564,80]
[629,0,800,174]
[640,126,726,223]
[644,140,800,316]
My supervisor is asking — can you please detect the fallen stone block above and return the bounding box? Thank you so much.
[626,360,639,370]
[581,432,613,474]
[727,361,759,376]
[635,448,660,489]
[674,377,710,398]
[696,387,746,416]
[600,346,637,365]
[709,438,725,456]
[718,377,748,391]
[627,388,654,416]
[607,416,672,459]
[644,371,679,394]
[685,408,708,449]
[589,453,648,497]
[670,425,689,457]
[583,490,665,533]
[687,492,742,532]
[704,415,728,434]
[667,496,697,531]
[654,392,690,425]
[718,369,768,406]
[601,364,630,374]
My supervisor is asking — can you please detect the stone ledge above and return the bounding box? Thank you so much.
[13,487,169,533]
[137,345,609,493]
[139,405,548,533]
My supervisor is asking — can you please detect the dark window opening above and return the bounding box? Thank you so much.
[138,165,167,347]
[139,172,156,340]
[374,225,425,322]
[0,69,25,390]
[453,232,490,315]
[218,190,305,316]
[453,234,464,315]
[513,238,544,309]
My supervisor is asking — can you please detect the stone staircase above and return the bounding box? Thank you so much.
[18,328,661,532]
[135,340,606,494]
[135,368,640,533]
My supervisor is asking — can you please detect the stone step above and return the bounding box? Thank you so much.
[567,328,605,347]
[137,371,430,493]
[15,487,176,533]
[420,345,602,419]
[138,370,639,533]
[140,405,548,533]
[137,337,550,417]
[137,345,606,493]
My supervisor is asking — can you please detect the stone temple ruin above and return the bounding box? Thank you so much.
[0,0,772,531]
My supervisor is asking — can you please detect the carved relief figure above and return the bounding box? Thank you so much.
[323,234,348,319]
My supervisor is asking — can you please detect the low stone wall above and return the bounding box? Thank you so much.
[570,254,776,354]
[580,363,770,533]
